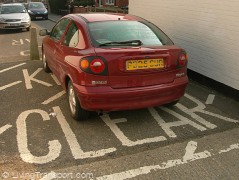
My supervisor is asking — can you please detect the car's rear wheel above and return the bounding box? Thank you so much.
[68,81,90,121]
[42,50,51,73]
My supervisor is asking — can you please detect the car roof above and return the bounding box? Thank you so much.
[73,13,143,23]
[1,3,24,6]
[29,2,43,4]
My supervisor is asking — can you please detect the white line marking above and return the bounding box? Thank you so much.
[101,114,166,146]
[176,93,238,129]
[219,143,239,154]
[12,39,23,45]
[96,140,238,180]
[205,94,215,105]
[149,107,207,138]
[0,81,22,91]
[50,74,61,85]
[0,63,26,73]
[16,109,62,164]
[41,141,239,180]
[42,91,66,105]
[20,50,30,56]
[0,124,12,135]
[182,141,211,161]
[23,68,52,89]
[53,106,116,159]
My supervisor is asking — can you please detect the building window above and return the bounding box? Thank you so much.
[106,0,115,5]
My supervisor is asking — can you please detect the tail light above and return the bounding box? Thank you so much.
[90,59,105,74]
[80,56,108,75]
[177,51,188,68]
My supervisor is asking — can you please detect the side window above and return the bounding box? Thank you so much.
[63,22,78,47]
[50,18,70,41]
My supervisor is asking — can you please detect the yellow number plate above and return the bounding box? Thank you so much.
[126,59,164,70]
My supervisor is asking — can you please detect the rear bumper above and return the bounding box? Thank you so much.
[74,76,188,111]
[29,13,48,19]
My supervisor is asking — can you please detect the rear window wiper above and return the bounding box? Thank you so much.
[99,40,143,47]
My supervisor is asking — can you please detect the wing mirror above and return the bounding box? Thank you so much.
[39,29,50,36]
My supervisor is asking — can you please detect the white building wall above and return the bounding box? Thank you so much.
[129,0,239,90]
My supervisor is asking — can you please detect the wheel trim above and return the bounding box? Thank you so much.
[42,53,47,69]
[68,85,76,115]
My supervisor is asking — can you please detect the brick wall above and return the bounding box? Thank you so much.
[115,0,128,7]
[95,0,128,7]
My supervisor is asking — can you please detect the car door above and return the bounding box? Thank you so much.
[54,21,87,85]
[44,18,71,74]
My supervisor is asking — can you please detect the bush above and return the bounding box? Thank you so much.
[49,0,68,14]
[66,0,94,7]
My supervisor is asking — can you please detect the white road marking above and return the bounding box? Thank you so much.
[182,141,211,161]
[0,81,22,91]
[40,141,239,180]
[101,114,167,146]
[42,90,65,105]
[219,143,239,154]
[176,93,238,129]
[0,124,12,135]
[16,109,62,164]
[23,68,52,89]
[12,39,24,45]
[205,94,215,104]
[0,63,26,73]
[96,140,239,180]
[12,39,30,45]
[20,50,30,56]
[149,107,207,138]
[53,106,116,159]
[50,74,61,85]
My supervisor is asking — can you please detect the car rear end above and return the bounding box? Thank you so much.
[74,14,188,111]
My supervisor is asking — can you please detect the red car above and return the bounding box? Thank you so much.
[40,13,188,121]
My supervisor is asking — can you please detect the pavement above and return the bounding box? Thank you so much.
[48,13,62,23]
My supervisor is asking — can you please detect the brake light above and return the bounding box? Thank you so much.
[80,56,108,75]
[90,59,105,74]
[177,52,188,68]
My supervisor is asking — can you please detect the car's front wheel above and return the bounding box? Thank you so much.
[68,81,90,121]
[42,50,51,73]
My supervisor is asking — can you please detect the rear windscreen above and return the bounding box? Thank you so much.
[88,21,174,47]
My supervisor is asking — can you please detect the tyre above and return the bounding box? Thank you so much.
[164,100,179,107]
[68,81,90,121]
[42,50,51,73]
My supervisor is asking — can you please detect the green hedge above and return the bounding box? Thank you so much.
[66,0,94,7]
[49,0,94,14]
[49,0,67,14]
